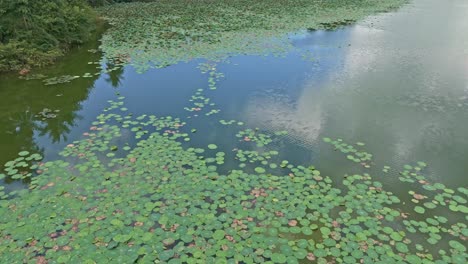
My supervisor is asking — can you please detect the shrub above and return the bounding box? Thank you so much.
[0,0,97,72]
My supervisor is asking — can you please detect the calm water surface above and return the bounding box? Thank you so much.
[0,0,467,194]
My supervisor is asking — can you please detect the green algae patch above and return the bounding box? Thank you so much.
[98,0,408,71]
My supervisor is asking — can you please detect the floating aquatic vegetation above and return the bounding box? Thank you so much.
[184,87,221,118]
[323,138,372,168]
[43,75,80,85]
[219,120,244,126]
[103,64,125,74]
[182,63,223,119]
[198,62,224,90]
[237,128,287,147]
[18,74,47,80]
[234,149,278,167]
[319,19,357,30]
[184,89,210,112]
[207,144,218,150]
[36,108,60,120]
[398,162,429,184]
[383,165,391,173]
[1,151,42,182]
[183,65,225,117]
[98,0,408,71]
[205,109,220,116]
[0,96,466,263]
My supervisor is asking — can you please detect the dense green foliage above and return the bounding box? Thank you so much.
[0,0,96,72]
[87,0,140,7]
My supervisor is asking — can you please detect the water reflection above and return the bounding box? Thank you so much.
[105,62,125,87]
[308,0,468,185]
[1,0,466,190]
[0,34,106,181]
[242,0,468,187]
[244,29,352,145]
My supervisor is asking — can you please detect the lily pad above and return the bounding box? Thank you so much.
[208,144,218,150]
[255,167,266,174]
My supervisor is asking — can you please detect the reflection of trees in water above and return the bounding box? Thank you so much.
[0,51,112,175]
[36,110,81,143]
[105,63,125,88]
[0,80,92,182]
[1,109,42,184]
[0,76,93,150]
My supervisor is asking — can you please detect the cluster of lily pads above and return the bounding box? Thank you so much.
[18,74,47,80]
[383,165,391,173]
[4,1,467,262]
[323,138,372,168]
[43,75,81,85]
[198,62,225,90]
[219,120,244,126]
[184,62,227,117]
[0,93,467,263]
[399,163,467,214]
[31,54,122,85]
[235,149,278,168]
[184,88,220,118]
[36,108,60,120]
[97,0,408,71]
[236,129,287,148]
[1,151,42,182]
[184,89,212,112]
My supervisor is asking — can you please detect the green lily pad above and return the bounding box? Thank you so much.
[255,167,266,174]
[449,240,466,252]
[414,206,425,214]
[208,144,218,150]
[18,151,30,157]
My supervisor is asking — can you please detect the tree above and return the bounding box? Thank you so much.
[0,0,97,72]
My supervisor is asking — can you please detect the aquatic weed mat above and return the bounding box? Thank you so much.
[0,96,467,263]
[98,0,408,71]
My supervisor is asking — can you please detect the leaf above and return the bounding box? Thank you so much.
[208,144,217,150]
[254,167,266,173]
[449,240,466,252]
[213,230,225,240]
[18,151,30,157]
[111,219,124,227]
[414,206,425,214]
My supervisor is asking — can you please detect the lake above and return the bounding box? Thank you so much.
[0,0,467,261]
[1,0,466,190]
